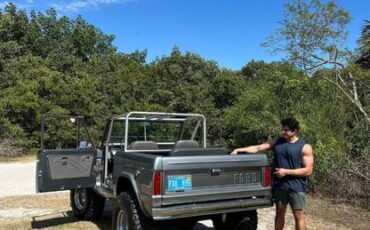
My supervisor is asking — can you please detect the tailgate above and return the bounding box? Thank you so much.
[160,154,271,206]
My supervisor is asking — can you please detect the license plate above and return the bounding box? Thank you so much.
[167,175,192,192]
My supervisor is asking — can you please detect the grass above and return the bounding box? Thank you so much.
[0,192,369,230]
[0,192,111,230]
[305,194,370,230]
[0,152,37,163]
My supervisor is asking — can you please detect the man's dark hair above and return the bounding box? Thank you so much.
[281,117,299,131]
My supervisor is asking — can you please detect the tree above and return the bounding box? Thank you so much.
[263,0,370,125]
[357,20,370,69]
[212,69,245,110]
[224,62,309,148]
[0,3,119,148]
[147,47,218,114]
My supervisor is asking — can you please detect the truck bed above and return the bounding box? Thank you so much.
[113,149,272,220]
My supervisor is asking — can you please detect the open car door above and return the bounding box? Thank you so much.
[36,114,98,193]
[37,149,97,192]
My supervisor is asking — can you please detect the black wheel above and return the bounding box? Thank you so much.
[113,191,153,230]
[212,210,257,230]
[70,188,106,221]
[174,218,197,230]
[212,213,228,230]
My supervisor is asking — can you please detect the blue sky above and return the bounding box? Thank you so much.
[1,0,369,70]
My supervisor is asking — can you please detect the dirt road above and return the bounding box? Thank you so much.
[0,161,367,229]
[0,161,37,197]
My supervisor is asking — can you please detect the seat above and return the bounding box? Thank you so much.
[128,141,158,150]
[168,140,200,156]
[172,140,200,149]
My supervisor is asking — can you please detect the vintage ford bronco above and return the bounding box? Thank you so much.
[36,111,272,230]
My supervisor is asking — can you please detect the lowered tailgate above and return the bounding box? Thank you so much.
[161,154,271,206]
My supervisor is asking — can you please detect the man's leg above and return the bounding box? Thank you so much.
[273,188,289,230]
[292,209,306,230]
[289,192,307,230]
[275,203,288,230]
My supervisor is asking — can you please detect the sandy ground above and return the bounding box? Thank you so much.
[1,161,366,229]
[0,161,37,197]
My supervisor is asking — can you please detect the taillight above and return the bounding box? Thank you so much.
[153,171,161,195]
[264,167,271,187]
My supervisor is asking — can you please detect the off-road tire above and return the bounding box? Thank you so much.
[70,188,106,221]
[112,191,154,230]
[174,218,198,230]
[212,210,258,230]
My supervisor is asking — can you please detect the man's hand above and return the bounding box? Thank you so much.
[230,140,276,156]
[274,168,289,178]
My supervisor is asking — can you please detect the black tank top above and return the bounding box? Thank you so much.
[273,137,307,192]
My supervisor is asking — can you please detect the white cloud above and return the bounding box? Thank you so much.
[0,0,134,14]
[0,0,35,10]
[0,1,11,9]
[51,0,132,13]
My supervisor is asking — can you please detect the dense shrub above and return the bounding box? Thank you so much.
[0,138,24,157]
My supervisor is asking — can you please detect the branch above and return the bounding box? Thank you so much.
[336,72,348,89]
[348,72,359,102]
[326,72,370,126]
[348,160,370,182]
[334,48,339,71]
[308,53,345,69]
[322,75,356,104]
[304,61,328,71]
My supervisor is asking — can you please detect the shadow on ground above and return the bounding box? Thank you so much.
[31,210,111,229]
[30,202,213,230]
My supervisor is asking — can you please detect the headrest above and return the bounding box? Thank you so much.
[172,140,200,150]
[128,141,158,150]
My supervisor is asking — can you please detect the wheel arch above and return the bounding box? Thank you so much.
[114,174,151,218]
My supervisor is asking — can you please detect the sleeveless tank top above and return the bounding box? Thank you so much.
[273,137,308,192]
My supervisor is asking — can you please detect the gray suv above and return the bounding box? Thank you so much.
[36,111,272,230]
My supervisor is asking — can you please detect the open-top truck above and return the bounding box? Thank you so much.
[36,111,272,230]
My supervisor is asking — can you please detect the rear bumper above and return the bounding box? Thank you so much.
[152,196,272,220]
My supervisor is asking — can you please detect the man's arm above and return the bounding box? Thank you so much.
[274,144,314,178]
[231,138,277,155]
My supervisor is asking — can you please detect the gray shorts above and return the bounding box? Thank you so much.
[273,188,306,210]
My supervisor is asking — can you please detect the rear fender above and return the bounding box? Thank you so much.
[114,174,151,218]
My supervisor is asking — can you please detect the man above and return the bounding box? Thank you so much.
[231,117,314,230]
